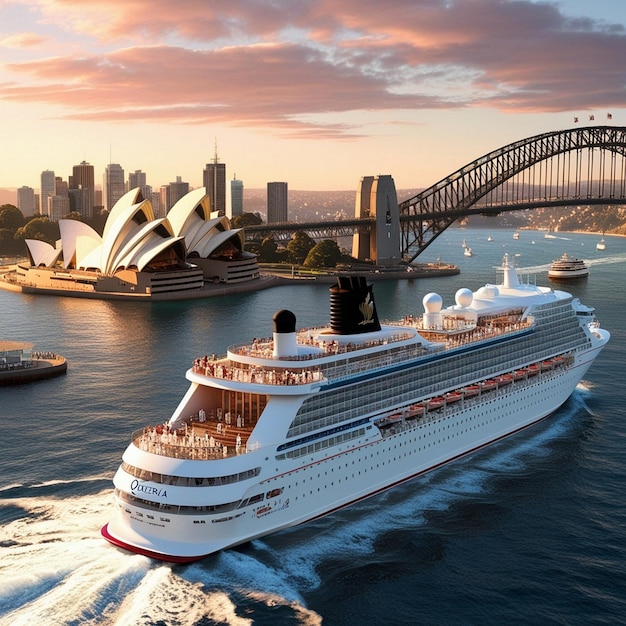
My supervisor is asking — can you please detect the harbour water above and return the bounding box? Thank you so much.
[0,228,625,625]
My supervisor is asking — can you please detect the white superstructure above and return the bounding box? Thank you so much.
[102,254,609,562]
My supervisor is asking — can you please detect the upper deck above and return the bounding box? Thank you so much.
[189,309,535,389]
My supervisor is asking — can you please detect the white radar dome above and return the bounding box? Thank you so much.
[476,285,499,299]
[455,288,473,308]
[423,292,443,313]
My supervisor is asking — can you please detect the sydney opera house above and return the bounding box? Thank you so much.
[2,188,259,300]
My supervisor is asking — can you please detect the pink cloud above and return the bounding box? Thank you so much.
[0,32,46,48]
[2,0,626,130]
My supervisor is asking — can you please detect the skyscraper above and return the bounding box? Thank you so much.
[104,163,126,211]
[70,160,95,218]
[40,170,55,217]
[128,169,146,190]
[17,186,36,217]
[203,143,226,216]
[267,182,288,223]
[168,176,189,210]
[230,175,243,218]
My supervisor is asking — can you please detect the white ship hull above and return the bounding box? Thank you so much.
[102,257,609,562]
[103,347,604,561]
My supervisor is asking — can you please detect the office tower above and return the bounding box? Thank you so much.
[128,169,146,190]
[68,187,90,218]
[70,161,95,218]
[203,144,226,216]
[40,170,55,216]
[48,194,70,221]
[104,163,126,211]
[150,190,161,218]
[267,182,288,223]
[17,186,36,217]
[230,175,243,218]
[168,176,189,210]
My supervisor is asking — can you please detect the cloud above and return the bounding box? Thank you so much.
[0,32,46,48]
[2,0,626,133]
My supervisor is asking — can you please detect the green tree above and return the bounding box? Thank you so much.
[258,237,279,262]
[14,216,60,246]
[0,205,25,230]
[286,230,315,264]
[232,212,263,228]
[303,239,342,268]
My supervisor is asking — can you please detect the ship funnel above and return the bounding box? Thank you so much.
[329,276,381,335]
[273,309,298,357]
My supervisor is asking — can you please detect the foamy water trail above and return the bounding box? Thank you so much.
[0,396,588,625]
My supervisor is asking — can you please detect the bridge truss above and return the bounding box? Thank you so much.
[399,125,626,262]
[245,126,626,261]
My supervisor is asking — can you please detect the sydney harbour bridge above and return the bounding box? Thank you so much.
[245,126,626,264]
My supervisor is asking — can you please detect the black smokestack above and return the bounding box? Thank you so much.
[329,276,381,335]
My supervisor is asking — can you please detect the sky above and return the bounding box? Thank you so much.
[1,0,626,194]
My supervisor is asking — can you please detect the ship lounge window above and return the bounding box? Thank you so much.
[117,489,243,515]
[121,462,261,486]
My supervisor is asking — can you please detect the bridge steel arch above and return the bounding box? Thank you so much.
[399,126,626,263]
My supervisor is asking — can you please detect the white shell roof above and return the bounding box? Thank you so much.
[25,187,250,274]
[25,239,62,267]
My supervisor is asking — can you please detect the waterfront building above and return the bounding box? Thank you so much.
[267,181,288,223]
[14,187,259,297]
[230,175,243,218]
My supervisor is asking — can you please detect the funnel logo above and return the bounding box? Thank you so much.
[358,293,375,325]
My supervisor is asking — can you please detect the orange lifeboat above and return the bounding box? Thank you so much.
[463,385,481,398]
[427,397,445,410]
[513,369,528,381]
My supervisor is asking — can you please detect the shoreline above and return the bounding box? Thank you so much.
[0,263,460,302]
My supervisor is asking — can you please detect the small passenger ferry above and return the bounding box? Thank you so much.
[102,254,609,562]
[548,252,589,279]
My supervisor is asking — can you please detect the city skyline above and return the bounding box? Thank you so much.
[1,1,626,194]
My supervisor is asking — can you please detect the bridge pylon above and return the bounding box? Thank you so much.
[352,175,402,266]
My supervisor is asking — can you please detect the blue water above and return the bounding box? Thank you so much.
[1,229,625,625]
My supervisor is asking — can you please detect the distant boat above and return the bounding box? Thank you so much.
[487,236,494,242]
[597,237,606,251]
[464,247,473,257]
[462,239,467,248]
[548,253,589,279]
[513,230,520,240]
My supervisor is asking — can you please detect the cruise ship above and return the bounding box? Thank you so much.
[548,253,589,279]
[102,254,609,562]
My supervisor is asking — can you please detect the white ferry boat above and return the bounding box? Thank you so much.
[548,253,589,279]
[102,254,609,562]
